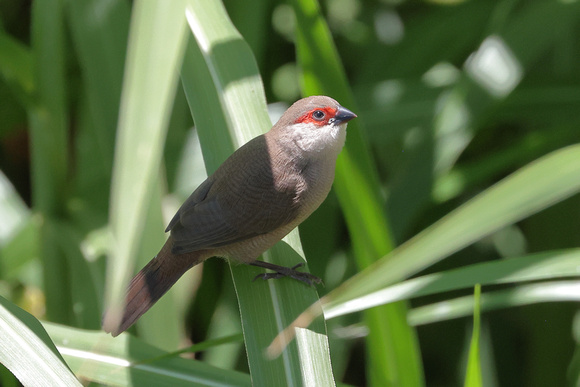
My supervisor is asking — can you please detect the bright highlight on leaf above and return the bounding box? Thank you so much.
[0,297,81,386]
[464,284,482,387]
[181,0,334,385]
[321,144,580,317]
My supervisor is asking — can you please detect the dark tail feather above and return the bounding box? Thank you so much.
[103,238,202,336]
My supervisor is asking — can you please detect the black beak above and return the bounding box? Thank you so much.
[335,105,357,124]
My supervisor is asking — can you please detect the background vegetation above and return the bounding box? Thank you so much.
[0,0,579,386]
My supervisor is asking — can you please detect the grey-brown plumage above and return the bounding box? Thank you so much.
[104,96,356,336]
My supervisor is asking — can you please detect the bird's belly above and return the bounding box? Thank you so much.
[214,223,298,263]
[216,160,336,263]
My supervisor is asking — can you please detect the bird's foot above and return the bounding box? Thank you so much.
[250,261,323,287]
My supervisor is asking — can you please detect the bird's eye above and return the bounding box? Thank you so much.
[312,110,325,120]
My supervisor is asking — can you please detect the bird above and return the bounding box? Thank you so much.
[103,95,356,336]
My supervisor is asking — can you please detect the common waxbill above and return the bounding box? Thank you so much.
[103,95,356,336]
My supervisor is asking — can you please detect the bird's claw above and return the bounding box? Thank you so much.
[252,262,323,287]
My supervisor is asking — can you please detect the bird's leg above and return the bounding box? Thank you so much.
[250,260,323,287]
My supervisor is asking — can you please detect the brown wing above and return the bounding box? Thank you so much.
[167,135,303,255]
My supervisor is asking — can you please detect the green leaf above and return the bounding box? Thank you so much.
[291,0,423,385]
[322,144,580,314]
[464,285,482,387]
[324,249,580,318]
[29,0,71,324]
[296,328,335,387]
[181,0,333,384]
[0,31,34,107]
[65,0,131,184]
[103,0,188,346]
[141,333,244,362]
[50,220,102,329]
[0,296,81,386]
[0,168,30,245]
[44,322,251,386]
[409,281,580,326]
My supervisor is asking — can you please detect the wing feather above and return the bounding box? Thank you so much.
[166,135,302,254]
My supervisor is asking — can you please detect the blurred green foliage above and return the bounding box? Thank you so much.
[0,0,579,386]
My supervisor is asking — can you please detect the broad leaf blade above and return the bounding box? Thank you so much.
[181,1,333,385]
[44,323,251,387]
[0,297,81,387]
[464,285,482,387]
[324,249,580,318]
[323,144,580,313]
[409,281,580,326]
[291,0,423,385]
[296,328,335,387]
[103,0,188,348]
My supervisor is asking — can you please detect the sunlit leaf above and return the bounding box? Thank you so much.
[0,297,81,386]
[181,0,333,384]
[45,323,250,387]
[464,285,482,387]
[322,145,580,315]
[103,0,188,349]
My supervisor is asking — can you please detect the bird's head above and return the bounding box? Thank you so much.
[272,96,357,156]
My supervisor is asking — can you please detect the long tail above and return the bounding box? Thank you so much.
[103,238,203,336]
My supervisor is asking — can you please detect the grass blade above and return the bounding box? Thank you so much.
[44,323,251,387]
[322,144,580,312]
[291,0,423,384]
[29,0,71,324]
[464,285,482,387]
[296,328,335,387]
[324,249,580,318]
[409,281,580,326]
[181,1,333,384]
[65,0,130,176]
[0,297,81,386]
[0,31,34,107]
[103,0,188,346]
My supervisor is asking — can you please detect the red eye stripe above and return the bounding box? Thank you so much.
[295,107,337,125]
